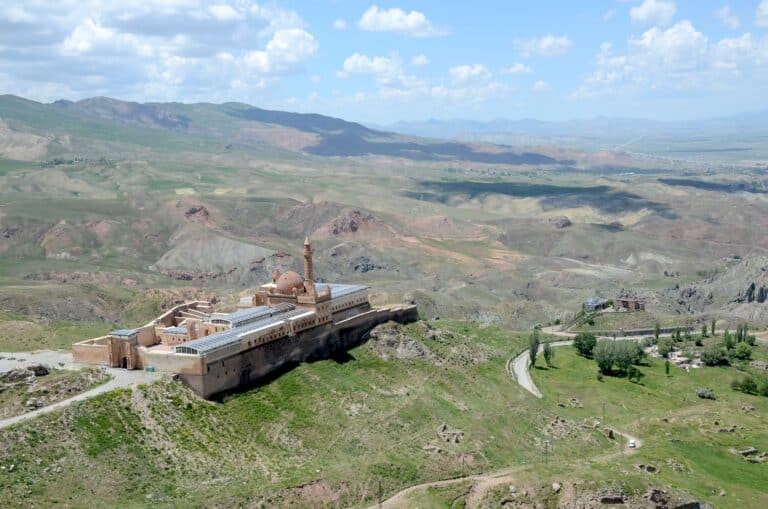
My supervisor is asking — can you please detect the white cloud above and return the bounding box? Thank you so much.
[0,1,318,102]
[514,35,572,57]
[715,6,740,29]
[630,0,677,27]
[244,29,318,75]
[208,4,243,22]
[449,64,491,84]
[603,9,616,22]
[501,63,533,74]
[411,54,429,66]
[333,18,347,30]
[357,5,446,37]
[573,21,768,98]
[532,80,550,92]
[757,0,768,27]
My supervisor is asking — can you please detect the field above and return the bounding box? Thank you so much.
[572,310,688,333]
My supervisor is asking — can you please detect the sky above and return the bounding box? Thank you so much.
[1,0,768,124]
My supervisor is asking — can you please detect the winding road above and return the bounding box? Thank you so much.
[368,335,642,509]
[0,350,162,430]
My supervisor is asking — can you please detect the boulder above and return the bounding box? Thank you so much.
[26,363,50,377]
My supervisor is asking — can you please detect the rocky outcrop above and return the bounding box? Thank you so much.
[368,322,433,362]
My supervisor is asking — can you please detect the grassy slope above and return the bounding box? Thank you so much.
[573,310,688,333]
[0,322,611,508]
[531,348,768,508]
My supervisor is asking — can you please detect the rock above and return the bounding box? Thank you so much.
[599,494,625,504]
[509,485,517,493]
[738,447,758,457]
[551,482,561,493]
[718,489,726,497]
[646,488,668,507]
[548,216,572,229]
[26,363,50,377]
[717,425,736,433]
[0,369,33,384]
[603,428,615,439]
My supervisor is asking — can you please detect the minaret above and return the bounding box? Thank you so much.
[303,237,314,292]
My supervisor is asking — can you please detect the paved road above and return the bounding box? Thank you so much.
[367,337,642,509]
[0,350,162,430]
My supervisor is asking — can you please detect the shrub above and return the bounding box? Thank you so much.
[573,332,597,358]
[543,341,554,367]
[731,342,752,361]
[696,388,715,400]
[528,330,540,368]
[657,338,673,358]
[701,341,729,366]
[732,376,758,395]
[596,371,604,382]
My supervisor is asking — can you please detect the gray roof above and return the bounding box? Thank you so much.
[316,283,368,299]
[175,308,311,357]
[207,302,295,327]
[110,329,138,337]
[584,297,607,306]
[164,326,187,335]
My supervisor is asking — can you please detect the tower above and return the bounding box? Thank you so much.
[303,237,314,291]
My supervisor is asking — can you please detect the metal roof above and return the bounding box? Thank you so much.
[164,326,187,335]
[316,283,368,299]
[175,308,310,357]
[207,302,295,327]
[584,297,607,306]
[110,329,138,337]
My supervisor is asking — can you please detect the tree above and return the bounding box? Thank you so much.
[665,359,671,376]
[594,341,614,374]
[732,342,752,361]
[573,332,597,358]
[593,340,643,375]
[657,338,673,358]
[654,322,661,340]
[723,330,734,350]
[711,318,716,336]
[543,341,554,367]
[529,330,540,368]
[701,324,708,339]
[701,341,729,366]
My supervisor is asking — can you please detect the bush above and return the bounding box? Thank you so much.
[573,332,597,358]
[657,338,673,358]
[696,388,716,400]
[731,342,752,361]
[731,376,758,395]
[701,341,729,366]
[596,371,604,382]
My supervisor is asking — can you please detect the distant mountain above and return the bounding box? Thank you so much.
[385,112,768,152]
[0,95,564,166]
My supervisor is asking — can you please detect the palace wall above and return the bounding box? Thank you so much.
[180,305,418,399]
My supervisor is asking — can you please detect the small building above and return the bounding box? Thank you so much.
[583,297,609,312]
[616,297,645,311]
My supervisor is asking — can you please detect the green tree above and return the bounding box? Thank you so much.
[654,322,661,340]
[701,324,708,339]
[665,359,671,376]
[732,342,752,361]
[701,341,729,366]
[529,330,540,368]
[711,318,716,336]
[657,338,673,358]
[573,332,597,358]
[594,341,614,374]
[543,341,554,367]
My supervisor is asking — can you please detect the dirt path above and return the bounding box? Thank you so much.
[0,350,162,430]
[367,338,642,509]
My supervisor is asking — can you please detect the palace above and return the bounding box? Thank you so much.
[72,238,417,398]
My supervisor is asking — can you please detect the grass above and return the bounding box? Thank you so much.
[0,321,610,508]
[572,310,688,333]
[531,347,768,508]
[0,367,109,419]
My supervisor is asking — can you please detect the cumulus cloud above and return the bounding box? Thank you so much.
[532,80,550,92]
[449,64,491,84]
[333,18,347,30]
[411,54,429,66]
[357,5,446,37]
[501,63,533,74]
[715,6,740,29]
[0,1,318,102]
[757,0,768,27]
[514,35,572,57]
[603,9,616,22]
[630,0,677,27]
[573,21,768,98]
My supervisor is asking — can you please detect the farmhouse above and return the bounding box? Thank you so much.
[73,238,417,398]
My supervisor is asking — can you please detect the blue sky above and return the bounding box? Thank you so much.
[1,1,768,124]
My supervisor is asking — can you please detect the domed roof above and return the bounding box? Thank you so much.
[275,270,305,294]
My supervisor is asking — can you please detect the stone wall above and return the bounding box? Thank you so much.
[71,336,111,365]
[180,305,417,399]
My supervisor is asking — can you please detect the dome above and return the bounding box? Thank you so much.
[275,270,305,294]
